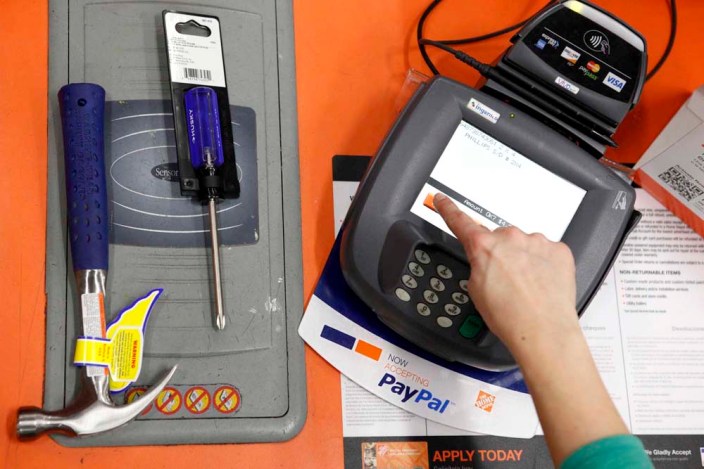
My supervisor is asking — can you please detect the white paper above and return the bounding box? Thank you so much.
[636,86,704,170]
[613,190,704,434]
[639,126,704,218]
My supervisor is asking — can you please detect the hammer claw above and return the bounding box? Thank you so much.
[17,365,178,439]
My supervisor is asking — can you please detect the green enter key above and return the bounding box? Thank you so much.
[459,315,484,339]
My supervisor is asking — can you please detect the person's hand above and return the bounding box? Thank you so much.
[433,193,581,355]
[434,193,632,465]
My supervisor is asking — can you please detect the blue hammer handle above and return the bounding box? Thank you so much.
[58,83,109,272]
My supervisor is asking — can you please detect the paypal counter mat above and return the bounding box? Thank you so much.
[43,0,305,446]
[298,239,538,438]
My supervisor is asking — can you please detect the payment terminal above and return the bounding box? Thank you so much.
[340,77,640,371]
[483,0,647,156]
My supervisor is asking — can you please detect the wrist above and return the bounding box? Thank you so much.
[503,312,583,365]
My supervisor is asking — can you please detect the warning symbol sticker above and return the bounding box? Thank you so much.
[213,385,241,414]
[155,386,182,415]
[125,387,152,416]
[184,386,211,415]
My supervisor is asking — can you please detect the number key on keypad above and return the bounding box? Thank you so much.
[452,292,469,304]
[414,249,431,264]
[416,303,431,316]
[436,264,453,279]
[395,288,411,302]
[437,316,453,328]
[409,262,425,277]
[429,277,445,292]
[402,274,418,289]
[423,290,439,304]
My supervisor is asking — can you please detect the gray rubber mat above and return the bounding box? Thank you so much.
[44,0,306,446]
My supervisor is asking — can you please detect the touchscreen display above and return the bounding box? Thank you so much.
[410,121,586,242]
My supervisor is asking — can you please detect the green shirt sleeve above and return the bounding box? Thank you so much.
[561,434,654,469]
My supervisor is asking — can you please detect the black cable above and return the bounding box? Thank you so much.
[645,0,676,81]
[419,39,492,75]
[436,0,556,46]
[417,0,556,75]
[418,0,677,82]
[417,0,443,75]
[438,21,536,46]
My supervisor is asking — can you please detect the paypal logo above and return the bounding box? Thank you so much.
[603,72,626,93]
[377,373,450,413]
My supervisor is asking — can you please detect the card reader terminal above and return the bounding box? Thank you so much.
[483,0,647,156]
[340,77,640,371]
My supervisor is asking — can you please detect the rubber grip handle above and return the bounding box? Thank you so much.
[58,83,109,272]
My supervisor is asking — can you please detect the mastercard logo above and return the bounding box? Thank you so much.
[586,61,601,73]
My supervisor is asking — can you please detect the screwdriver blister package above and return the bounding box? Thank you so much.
[163,11,240,199]
[164,11,240,330]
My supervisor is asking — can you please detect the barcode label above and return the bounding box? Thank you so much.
[184,67,212,81]
[80,293,107,377]
[658,165,704,202]
[164,12,226,87]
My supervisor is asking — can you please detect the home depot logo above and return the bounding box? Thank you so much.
[474,390,496,413]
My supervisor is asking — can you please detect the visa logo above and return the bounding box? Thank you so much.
[377,373,450,413]
[603,72,626,92]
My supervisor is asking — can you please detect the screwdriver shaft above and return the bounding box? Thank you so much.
[208,197,226,330]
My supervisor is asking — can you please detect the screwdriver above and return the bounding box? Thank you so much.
[184,86,226,330]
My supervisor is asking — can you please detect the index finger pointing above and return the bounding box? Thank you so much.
[433,193,488,242]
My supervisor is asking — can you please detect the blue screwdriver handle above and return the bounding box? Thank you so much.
[58,83,109,272]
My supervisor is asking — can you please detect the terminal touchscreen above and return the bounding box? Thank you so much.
[410,120,586,242]
[340,77,640,370]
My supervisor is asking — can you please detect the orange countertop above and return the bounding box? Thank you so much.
[2,0,702,467]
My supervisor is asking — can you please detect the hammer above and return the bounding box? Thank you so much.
[16,83,177,438]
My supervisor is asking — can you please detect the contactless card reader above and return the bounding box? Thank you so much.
[341,77,640,371]
[483,0,647,156]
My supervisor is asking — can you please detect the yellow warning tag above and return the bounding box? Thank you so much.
[74,338,112,367]
[73,289,163,393]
